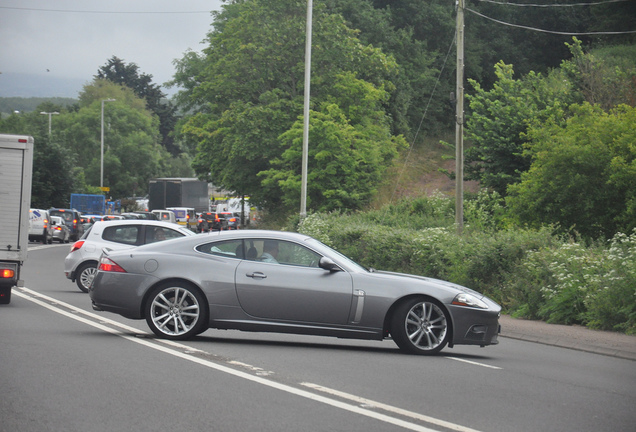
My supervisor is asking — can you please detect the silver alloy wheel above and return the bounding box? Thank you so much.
[77,264,97,293]
[149,287,201,337]
[404,301,448,351]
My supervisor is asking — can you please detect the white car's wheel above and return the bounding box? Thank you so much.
[75,262,97,293]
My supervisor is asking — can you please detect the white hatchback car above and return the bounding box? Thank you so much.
[64,220,195,292]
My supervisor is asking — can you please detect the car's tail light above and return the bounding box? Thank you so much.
[70,240,85,252]
[99,257,127,273]
[55,226,62,231]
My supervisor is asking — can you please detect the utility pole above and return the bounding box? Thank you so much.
[455,0,465,234]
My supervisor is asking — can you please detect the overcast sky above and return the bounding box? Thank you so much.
[0,0,224,94]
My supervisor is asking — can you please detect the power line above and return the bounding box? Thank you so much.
[476,0,631,7]
[467,8,636,35]
[0,6,211,14]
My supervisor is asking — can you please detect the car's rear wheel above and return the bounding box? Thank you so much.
[75,262,97,293]
[145,282,208,340]
[390,297,450,355]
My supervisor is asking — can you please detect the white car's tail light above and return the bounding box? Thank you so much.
[70,240,85,252]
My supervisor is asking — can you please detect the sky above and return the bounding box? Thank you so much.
[0,0,225,97]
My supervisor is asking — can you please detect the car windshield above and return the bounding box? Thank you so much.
[304,238,369,272]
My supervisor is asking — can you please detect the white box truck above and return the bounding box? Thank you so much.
[0,134,34,304]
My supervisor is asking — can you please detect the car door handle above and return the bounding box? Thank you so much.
[246,272,267,279]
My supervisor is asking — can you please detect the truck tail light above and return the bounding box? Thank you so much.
[1,269,15,279]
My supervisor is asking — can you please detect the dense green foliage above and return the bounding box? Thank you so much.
[507,103,636,240]
[296,195,636,334]
[173,0,403,212]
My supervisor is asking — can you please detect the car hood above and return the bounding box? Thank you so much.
[373,269,486,299]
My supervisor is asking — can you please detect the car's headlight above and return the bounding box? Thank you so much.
[451,292,488,309]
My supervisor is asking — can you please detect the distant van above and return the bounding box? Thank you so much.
[151,210,177,224]
[166,207,197,231]
[29,209,52,244]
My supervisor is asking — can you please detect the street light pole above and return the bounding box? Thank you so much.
[300,0,313,220]
[40,111,59,136]
[100,99,116,189]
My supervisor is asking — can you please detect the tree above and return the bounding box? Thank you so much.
[507,103,636,240]
[96,56,179,156]
[261,72,407,211]
[464,61,579,195]
[173,0,401,212]
[0,105,74,208]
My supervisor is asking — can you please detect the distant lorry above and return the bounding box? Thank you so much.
[0,134,34,304]
[70,193,106,215]
[148,178,209,214]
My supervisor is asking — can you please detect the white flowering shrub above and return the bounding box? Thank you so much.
[504,229,636,333]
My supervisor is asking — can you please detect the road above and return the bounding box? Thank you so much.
[1,243,634,432]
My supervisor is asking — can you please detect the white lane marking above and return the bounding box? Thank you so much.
[14,288,461,432]
[302,382,483,432]
[444,356,502,370]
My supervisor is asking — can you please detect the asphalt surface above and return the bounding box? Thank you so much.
[499,314,636,361]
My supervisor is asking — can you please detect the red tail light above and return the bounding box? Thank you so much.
[99,257,126,273]
[70,240,85,252]
[1,269,15,279]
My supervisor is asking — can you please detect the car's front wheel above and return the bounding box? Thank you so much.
[145,282,208,340]
[75,262,97,293]
[390,297,450,355]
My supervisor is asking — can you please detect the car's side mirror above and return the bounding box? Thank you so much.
[319,257,342,272]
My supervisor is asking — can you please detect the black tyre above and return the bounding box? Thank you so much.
[390,297,451,355]
[145,282,208,340]
[75,262,97,293]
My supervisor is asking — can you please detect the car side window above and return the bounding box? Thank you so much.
[102,225,140,245]
[196,240,244,259]
[145,226,186,243]
[247,239,320,267]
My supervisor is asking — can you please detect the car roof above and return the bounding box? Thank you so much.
[88,219,193,233]
[188,229,311,242]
